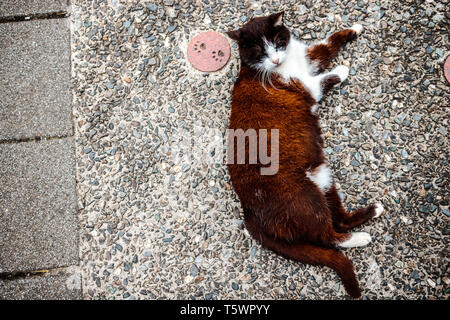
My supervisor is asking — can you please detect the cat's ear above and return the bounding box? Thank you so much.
[270,11,284,27]
[226,29,241,41]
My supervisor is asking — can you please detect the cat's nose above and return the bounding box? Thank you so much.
[271,58,280,65]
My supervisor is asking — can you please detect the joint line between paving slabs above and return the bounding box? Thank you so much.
[0,264,79,281]
[0,134,74,145]
[0,270,51,281]
[0,11,70,24]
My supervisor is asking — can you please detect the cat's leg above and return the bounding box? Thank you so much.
[325,184,384,232]
[254,232,362,298]
[244,177,374,248]
[244,212,362,298]
[307,24,363,74]
[310,65,349,101]
[320,65,349,95]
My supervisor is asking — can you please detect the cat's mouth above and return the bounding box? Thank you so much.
[271,58,281,66]
[268,59,284,70]
[264,54,286,70]
[253,55,286,81]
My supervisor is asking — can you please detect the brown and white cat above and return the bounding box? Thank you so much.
[226,12,384,298]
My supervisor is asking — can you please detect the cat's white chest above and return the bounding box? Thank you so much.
[274,39,321,100]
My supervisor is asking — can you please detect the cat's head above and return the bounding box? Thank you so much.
[227,12,291,72]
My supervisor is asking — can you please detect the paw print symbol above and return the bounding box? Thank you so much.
[212,50,224,62]
[193,41,206,54]
[193,41,224,63]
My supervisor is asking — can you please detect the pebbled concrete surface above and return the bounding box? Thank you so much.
[0,138,78,274]
[0,19,73,141]
[0,0,69,17]
[71,0,448,299]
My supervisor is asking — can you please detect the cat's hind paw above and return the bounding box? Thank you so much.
[351,24,364,35]
[338,232,372,248]
[373,203,384,218]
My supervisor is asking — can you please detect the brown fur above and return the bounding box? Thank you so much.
[228,23,378,298]
[307,29,358,73]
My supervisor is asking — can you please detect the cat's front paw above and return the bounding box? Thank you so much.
[351,24,364,35]
[332,65,349,82]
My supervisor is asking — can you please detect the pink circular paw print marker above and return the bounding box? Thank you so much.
[187,31,231,72]
[445,55,450,84]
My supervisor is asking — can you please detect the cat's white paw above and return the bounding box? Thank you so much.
[351,24,364,35]
[373,203,384,218]
[338,232,372,248]
[333,65,349,82]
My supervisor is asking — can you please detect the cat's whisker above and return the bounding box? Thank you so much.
[253,65,275,94]
[253,68,263,82]
[253,66,263,82]
[267,71,279,91]
[261,69,271,94]
[259,70,266,88]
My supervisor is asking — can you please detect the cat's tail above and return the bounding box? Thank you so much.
[257,234,361,298]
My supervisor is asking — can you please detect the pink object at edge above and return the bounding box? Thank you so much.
[187,31,231,72]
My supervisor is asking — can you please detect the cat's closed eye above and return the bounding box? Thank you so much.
[275,37,287,48]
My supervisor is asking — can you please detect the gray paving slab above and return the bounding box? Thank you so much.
[0,272,81,300]
[0,138,78,273]
[0,0,68,17]
[0,18,72,141]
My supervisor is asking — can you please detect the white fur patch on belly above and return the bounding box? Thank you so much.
[306,163,333,192]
